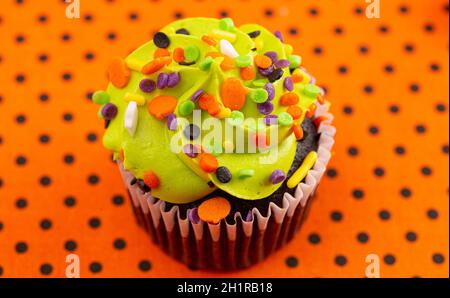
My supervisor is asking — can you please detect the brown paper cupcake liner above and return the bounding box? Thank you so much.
[118,104,335,270]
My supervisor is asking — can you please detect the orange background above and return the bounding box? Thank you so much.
[0,0,448,278]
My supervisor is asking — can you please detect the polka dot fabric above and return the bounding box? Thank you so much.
[0,0,448,278]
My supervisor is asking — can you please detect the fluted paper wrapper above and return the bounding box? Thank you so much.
[118,105,335,270]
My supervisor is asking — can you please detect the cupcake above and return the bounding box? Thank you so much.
[93,17,335,270]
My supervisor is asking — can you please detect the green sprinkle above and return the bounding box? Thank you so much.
[178,101,195,116]
[248,88,268,103]
[227,111,245,126]
[288,55,301,69]
[92,91,110,105]
[278,112,293,126]
[237,169,255,179]
[235,55,252,68]
[184,45,200,62]
[252,79,267,87]
[303,84,322,97]
[219,18,235,31]
[199,56,213,70]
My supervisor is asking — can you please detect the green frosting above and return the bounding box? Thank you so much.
[97,18,320,204]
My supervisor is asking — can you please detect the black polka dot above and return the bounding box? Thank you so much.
[39,93,49,102]
[107,32,117,40]
[394,145,406,155]
[0,266,3,276]
[343,105,353,115]
[442,144,449,154]
[369,125,379,135]
[435,103,447,112]
[88,174,100,185]
[64,196,76,207]
[112,195,124,205]
[430,63,441,72]
[379,209,391,220]
[39,134,50,143]
[129,12,138,20]
[399,5,410,14]
[424,23,434,32]
[65,240,77,252]
[264,8,273,17]
[354,6,363,15]
[432,253,445,264]
[15,34,25,43]
[313,46,323,55]
[89,262,102,273]
[384,64,395,73]
[62,72,72,81]
[113,238,126,250]
[37,14,48,23]
[384,254,396,265]
[406,231,417,242]
[400,187,412,198]
[38,53,48,62]
[352,188,365,200]
[15,198,28,209]
[87,132,97,142]
[338,65,348,74]
[89,217,101,229]
[427,208,438,219]
[16,114,26,124]
[40,219,52,230]
[357,232,369,243]
[288,27,299,36]
[83,14,93,22]
[61,33,71,42]
[415,124,427,134]
[326,168,338,178]
[334,26,344,35]
[359,45,369,54]
[404,43,415,53]
[0,221,3,231]
[330,211,343,222]
[378,25,389,33]
[219,10,228,18]
[373,167,385,177]
[285,256,299,268]
[16,155,27,166]
[40,176,52,186]
[309,7,319,16]
[347,146,359,156]
[40,263,53,275]
[139,260,152,272]
[63,112,73,122]
[409,83,420,93]
[389,104,400,114]
[308,233,321,244]
[85,52,95,61]
[335,255,347,266]
[15,242,28,253]
[85,91,93,101]
[363,85,374,94]
[63,154,75,164]
[421,166,432,176]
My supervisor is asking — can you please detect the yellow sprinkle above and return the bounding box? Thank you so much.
[124,92,146,106]
[211,29,237,43]
[287,151,318,189]
[125,57,143,72]
[216,107,231,119]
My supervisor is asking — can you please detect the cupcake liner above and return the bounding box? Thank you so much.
[119,104,335,270]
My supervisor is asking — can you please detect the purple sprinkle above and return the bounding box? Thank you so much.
[101,103,118,120]
[310,76,316,84]
[188,208,200,224]
[157,73,169,89]
[183,143,199,158]
[269,169,286,184]
[274,30,284,42]
[167,72,180,88]
[167,113,177,130]
[264,83,275,101]
[139,78,156,93]
[264,115,278,126]
[257,101,274,115]
[264,51,278,63]
[245,210,253,222]
[191,89,204,102]
[284,76,294,91]
[275,59,290,69]
[258,65,274,77]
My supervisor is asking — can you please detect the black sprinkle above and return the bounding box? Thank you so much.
[130,177,137,186]
[268,68,284,83]
[216,167,232,183]
[179,61,196,66]
[104,120,111,129]
[175,28,190,35]
[251,48,257,51]
[137,180,151,193]
[248,30,261,38]
[153,32,170,48]
[207,181,215,188]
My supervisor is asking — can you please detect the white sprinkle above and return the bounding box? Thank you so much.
[219,39,239,58]
[124,101,138,136]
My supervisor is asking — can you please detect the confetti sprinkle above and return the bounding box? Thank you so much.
[237,169,255,179]
[254,54,272,69]
[288,55,301,69]
[247,30,261,38]
[280,92,299,106]
[144,171,160,189]
[124,101,138,136]
[274,30,284,42]
[167,72,180,88]
[184,45,200,62]
[199,56,214,70]
[187,208,200,224]
[199,153,219,173]
[258,65,274,77]
[287,105,303,119]
[216,166,232,183]
[92,90,110,104]
[101,103,118,120]
[124,92,145,105]
[284,76,294,91]
[221,77,247,110]
[183,143,199,158]
[275,59,290,69]
[220,39,239,58]
[173,48,185,63]
[219,18,235,31]
[264,114,278,126]
[154,48,170,58]
[278,112,293,126]
[264,51,278,63]
[191,89,204,102]
[157,73,169,89]
[211,29,237,42]
[264,83,275,101]
[303,83,322,97]
[141,58,166,75]
[287,151,318,188]
[139,79,156,93]
[248,88,268,103]
[240,66,256,80]
[198,197,231,224]
[268,68,284,82]
[269,169,286,184]
[183,123,201,140]
[226,110,245,126]
[293,124,304,140]
[175,28,190,35]
[178,101,195,116]
[167,113,177,130]
[201,35,217,46]
[108,57,131,88]
[257,101,274,115]
[147,95,178,120]
[153,32,170,48]
[235,55,252,68]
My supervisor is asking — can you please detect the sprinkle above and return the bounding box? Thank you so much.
[101,103,118,120]
[154,48,170,58]
[175,28,190,35]
[188,208,200,224]
[191,89,204,102]
[221,77,247,110]
[183,124,201,140]
[137,180,151,193]
[247,30,261,38]
[264,51,278,63]
[288,55,301,69]
[108,57,131,88]
[235,55,252,68]
[219,18,235,31]
[226,110,245,126]
[220,39,239,58]
[253,132,268,148]
[291,69,304,83]
[92,91,110,104]
[153,32,170,48]
[264,83,275,101]
[199,94,221,116]
[248,88,268,103]
[257,101,274,115]
[268,68,284,82]
[184,45,200,62]
[167,113,177,130]
[141,58,166,74]
[178,60,196,66]
[306,103,317,118]
[144,171,160,189]
[139,79,156,93]
[269,169,286,184]
[280,92,299,106]
[199,56,214,70]
[264,115,278,125]
[125,92,146,106]
[147,95,178,120]
[252,79,267,87]
[258,65,274,77]
[220,56,235,71]
[216,166,232,183]
[216,107,231,119]
[303,84,322,97]
[237,169,255,179]
[198,197,231,224]
[293,124,304,140]
[314,115,328,127]
[211,29,237,42]
[254,54,272,69]
[157,73,169,89]
[183,143,199,158]
[178,101,195,116]
[201,35,217,46]
[284,77,294,91]
[124,101,138,136]
[317,94,325,104]
[130,177,138,186]
[278,112,293,126]
[275,59,290,69]
[173,48,185,63]
[274,30,284,42]
[199,153,219,173]
[287,105,303,119]
[240,66,256,81]
[167,72,180,88]
[287,151,318,188]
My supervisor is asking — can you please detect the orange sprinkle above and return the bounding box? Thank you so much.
[198,197,231,224]
[160,56,172,66]
[221,77,247,110]
[202,35,217,46]
[287,105,303,120]
[144,171,160,189]
[293,124,304,140]
[254,54,272,69]
[205,52,224,58]
[173,48,185,63]
[253,132,268,148]
[280,93,299,106]
[154,48,170,58]
[141,58,166,75]
[220,56,235,71]
[317,94,325,104]
[306,103,317,118]
[291,72,303,83]
[240,66,256,81]
[108,57,131,88]
[147,95,178,120]
[314,115,328,127]
[198,94,221,116]
[199,153,219,173]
